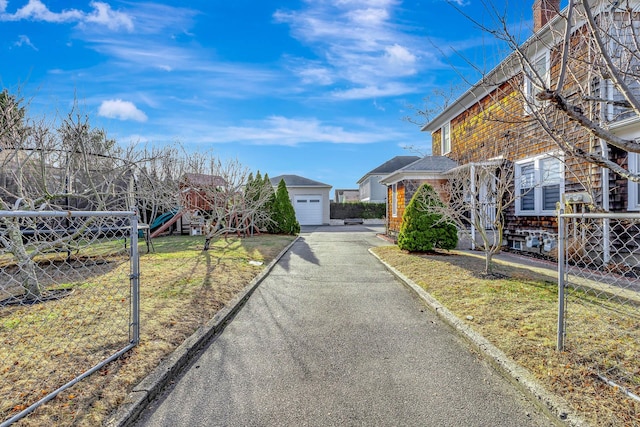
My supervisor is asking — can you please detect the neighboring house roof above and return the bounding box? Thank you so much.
[270,174,332,188]
[379,156,458,185]
[357,156,421,184]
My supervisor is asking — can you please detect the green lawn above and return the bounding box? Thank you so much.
[1,234,295,427]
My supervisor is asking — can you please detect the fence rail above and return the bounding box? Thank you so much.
[0,210,140,426]
[557,210,640,402]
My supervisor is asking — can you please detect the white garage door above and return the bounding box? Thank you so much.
[294,195,323,225]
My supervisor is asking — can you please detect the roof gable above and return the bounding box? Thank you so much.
[357,156,421,183]
[379,156,458,185]
[400,156,458,172]
[270,174,331,188]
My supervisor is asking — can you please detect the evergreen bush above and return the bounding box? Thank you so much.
[270,179,300,235]
[397,183,457,252]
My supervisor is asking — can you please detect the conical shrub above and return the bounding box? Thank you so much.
[398,183,457,252]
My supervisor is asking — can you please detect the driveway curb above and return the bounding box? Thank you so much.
[106,237,300,427]
[369,249,590,427]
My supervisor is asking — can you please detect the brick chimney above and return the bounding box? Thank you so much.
[533,0,560,32]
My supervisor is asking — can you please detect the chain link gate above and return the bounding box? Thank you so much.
[557,211,640,403]
[0,211,140,426]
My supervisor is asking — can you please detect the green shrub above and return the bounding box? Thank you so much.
[270,179,300,235]
[397,183,457,252]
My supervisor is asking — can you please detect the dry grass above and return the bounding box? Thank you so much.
[372,246,640,427]
[1,234,295,426]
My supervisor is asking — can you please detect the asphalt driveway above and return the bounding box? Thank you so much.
[133,225,552,426]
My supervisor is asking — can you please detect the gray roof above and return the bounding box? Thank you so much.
[398,156,458,172]
[270,174,332,188]
[358,156,421,182]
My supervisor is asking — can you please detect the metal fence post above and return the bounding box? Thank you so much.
[557,209,566,351]
[130,213,140,345]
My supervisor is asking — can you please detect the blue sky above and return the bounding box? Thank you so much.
[1,0,537,193]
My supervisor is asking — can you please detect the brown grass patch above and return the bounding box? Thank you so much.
[372,246,640,427]
[1,234,295,426]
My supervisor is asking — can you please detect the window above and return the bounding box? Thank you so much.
[604,79,636,122]
[540,157,561,210]
[523,51,549,114]
[515,155,563,215]
[441,122,451,154]
[392,183,398,217]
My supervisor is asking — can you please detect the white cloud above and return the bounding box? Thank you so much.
[345,8,389,26]
[13,34,37,50]
[0,0,133,31]
[274,0,426,96]
[83,1,134,31]
[385,44,416,66]
[331,83,415,100]
[178,115,407,146]
[373,99,385,111]
[298,66,334,85]
[98,99,147,122]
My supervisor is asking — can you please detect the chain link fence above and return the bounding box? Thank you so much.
[557,212,640,402]
[0,211,140,426]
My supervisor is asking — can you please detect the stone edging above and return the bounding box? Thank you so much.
[105,237,300,427]
[368,248,590,427]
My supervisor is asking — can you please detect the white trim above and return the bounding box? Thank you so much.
[392,183,398,218]
[515,153,564,216]
[441,122,451,155]
[608,119,640,211]
[523,49,550,115]
[379,172,447,186]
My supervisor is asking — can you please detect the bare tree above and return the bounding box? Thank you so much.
[0,95,158,300]
[178,156,274,250]
[414,160,517,275]
[133,144,184,226]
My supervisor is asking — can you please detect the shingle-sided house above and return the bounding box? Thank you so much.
[270,174,332,226]
[379,156,458,239]
[418,0,640,256]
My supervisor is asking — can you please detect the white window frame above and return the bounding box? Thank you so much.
[629,152,640,211]
[392,183,398,217]
[441,122,451,155]
[523,50,550,115]
[515,154,564,216]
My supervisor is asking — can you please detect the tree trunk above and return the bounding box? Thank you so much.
[484,252,494,275]
[7,221,42,300]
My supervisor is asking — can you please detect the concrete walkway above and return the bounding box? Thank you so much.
[133,225,552,427]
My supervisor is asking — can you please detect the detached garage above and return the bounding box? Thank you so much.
[270,174,332,226]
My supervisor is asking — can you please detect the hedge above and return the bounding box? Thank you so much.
[330,202,386,219]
